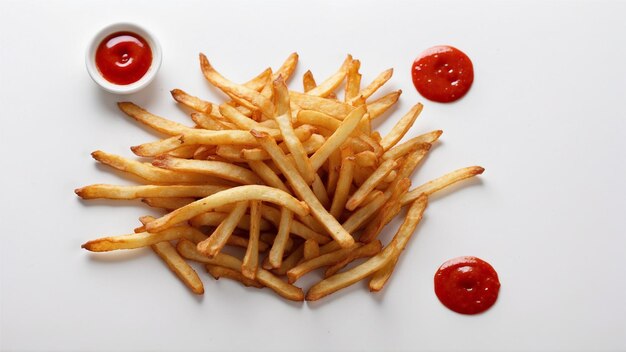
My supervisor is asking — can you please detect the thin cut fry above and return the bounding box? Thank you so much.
[303,70,317,92]
[381,130,441,161]
[141,197,196,210]
[401,166,485,205]
[197,201,248,257]
[152,241,204,294]
[360,178,411,243]
[367,90,402,119]
[206,265,263,288]
[260,205,329,244]
[380,103,423,151]
[170,89,212,114]
[145,185,308,233]
[118,102,193,135]
[344,59,361,102]
[325,149,342,197]
[355,68,393,101]
[287,243,359,283]
[75,184,226,200]
[330,146,355,219]
[311,173,331,209]
[325,240,382,277]
[346,159,398,210]
[273,52,299,81]
[81,225,204,252]
[307,55,351,97]
[242,200,262,279]
[152,155,262,185]
[342,191,386,233]
[268,208,293,268]
[189,211,272,231]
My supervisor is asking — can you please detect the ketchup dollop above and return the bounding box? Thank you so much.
[434,256,500,315]
[95,31,152,85]
[411,45,474,103]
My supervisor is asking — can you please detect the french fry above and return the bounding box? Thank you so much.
[367,90,402,120]
[91,150,219,184]
[311,173,331,209]
[251,130,354,248]
[242,200,262,279]
[170,89,213,114]
[360,178,411,243]
[302,70,317,92]
[354,150,378,167]
[273,52,299,81]
[151,241,204,294]
[355,68,393,101]
[309,105,367,171]
[369,195,428,291]
[401,166,485,205]
[272,243,305,276]
[296,110,341,131]
[200,54,275,118]
[141,197,196,210]
[306,195,427,300]
[206,265,263,288]
[260,205,330,244]
[303,239,320,260]
[197,201,248,257]
[130,130,259,157]
[289,91,352,119]
[75,184,227,200]
[118,102,193,135]
[152,155,263,185]
[145,185,309,233]
[189,211,272,231]
[325,240,382,277]
[380,103,423,151]
[241,133,324,161]
[273,76,316,184]
[346,159,398,210]
[247,160,291,193]
[329,146,355,218]
[342,191,386,233]
[306,55,351,97]
[381,130,441,161]
[81,225,205,252]
[325,149,342,197]
[287,243,359,283]
[344,59,361,102]
[268,208,294,268]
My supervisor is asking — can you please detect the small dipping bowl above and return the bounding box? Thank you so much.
[85,23,162,94]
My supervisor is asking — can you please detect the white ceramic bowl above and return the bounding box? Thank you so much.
[85,23,162,94]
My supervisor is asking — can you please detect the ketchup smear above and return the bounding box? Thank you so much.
[95,31,152,85]
[411,45,474,103]
[434,256,500,315]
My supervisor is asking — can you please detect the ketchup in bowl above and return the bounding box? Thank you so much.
[95,31,153,85]
[412,45,474,103]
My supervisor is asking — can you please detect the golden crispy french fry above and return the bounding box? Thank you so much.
[118,102,193,135]
[142,197,196,210]
[242,200,262,279]
[306,195,427,300]
[130,130,259,157]
[354,150,378,167]
[401,166,485,205]
[360,178,411,243]
[287,243,359,283]
[272,243,304,275]
[152,155,262,185]
[344,59,361,102]
[197,201,248,257]
[177,239,304,301]
[91,150,217,184]
[289,92,352,119]
[145,185,308,233]
[325,240,382,277]
[342,191,386,233]
[355,68,393,101]
[296,110,340,131]
[189,211,272,231]
[251,130,354,248]
[330,146,355,219]
[381,130,441,161]
[380,103,423,151]
[268,208,293,268]
[170,89,212,114]
[82,225,204,252]
[307,55,351,97]
[273,76,317,184]
[75,184,227,200]
[309,105,366,171]
[311,174,331,209]
[346,159,398,210]
[200,54,275,118]
[247,160,290,193]
[219,104,279,135]
[224,234,270,252]
[303,239,320,260]
[167,145,201,158]
[302,70,317,92]
[152,241,204,294]
[206,265,263,288]
[358,133,384,157]
[370,195,428,291]
[325,149,342,197]
[273,52,299,81]
[367,90,402,119]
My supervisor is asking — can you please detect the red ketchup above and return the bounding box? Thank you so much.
[95,31,152,85]
[411,45,474,103]
[434,256,500,314]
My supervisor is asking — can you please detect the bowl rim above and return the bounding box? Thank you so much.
[85,22,162,95]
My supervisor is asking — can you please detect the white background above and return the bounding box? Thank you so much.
[1,0,625,351]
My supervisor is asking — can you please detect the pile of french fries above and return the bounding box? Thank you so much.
[76,53,484,301]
